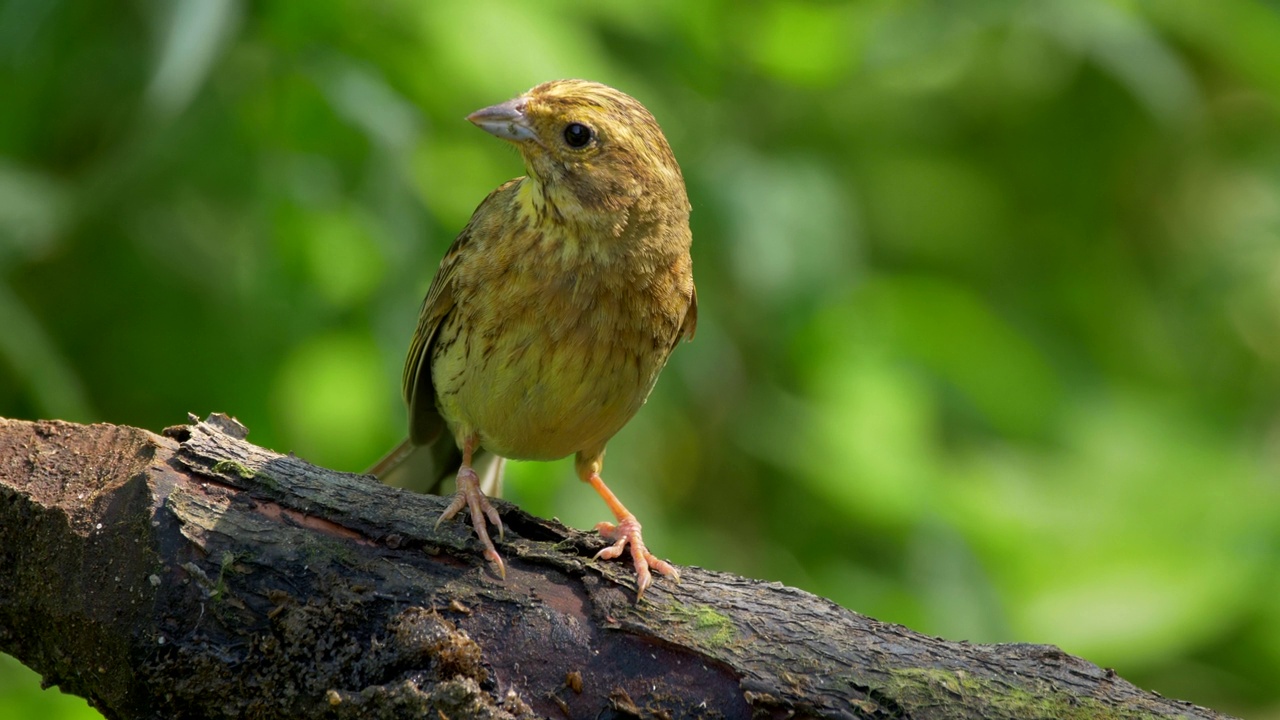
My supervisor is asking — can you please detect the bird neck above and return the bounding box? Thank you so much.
[514,175,688,265]
[518,174,624,233]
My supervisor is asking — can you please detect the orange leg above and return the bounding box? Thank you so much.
[437,437,505,578]
[579,456,679,598]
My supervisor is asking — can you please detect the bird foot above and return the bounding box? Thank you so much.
[437,465,506,579]
[594,515,679,598]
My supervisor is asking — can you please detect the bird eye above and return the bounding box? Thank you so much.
[563,122,593,148]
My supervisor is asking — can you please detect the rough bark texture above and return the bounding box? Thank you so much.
[0,415,1234,720]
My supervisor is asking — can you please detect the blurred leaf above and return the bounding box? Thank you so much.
[316,57,421,153]
[0,653,99,720]
[146,0,241,119]
[796,310,940,529]
[0,281,93,421]
[0,162,68,264]
[865,276,1064,438]
[747,2,861,86]
[710,146,861,301]
[950,391,1276,666]
[272,332,394,470]
[1032,0,1200,123]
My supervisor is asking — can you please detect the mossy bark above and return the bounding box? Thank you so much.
[0,415,1235,719]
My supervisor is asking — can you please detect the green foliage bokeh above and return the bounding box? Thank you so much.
[1,1,1278,717]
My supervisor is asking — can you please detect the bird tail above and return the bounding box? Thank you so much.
[367,438,505,498]
[366,437,418,478]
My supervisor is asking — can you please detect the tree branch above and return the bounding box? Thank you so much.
[0,415,1233,719]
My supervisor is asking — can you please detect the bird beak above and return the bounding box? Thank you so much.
[467,97,538,143]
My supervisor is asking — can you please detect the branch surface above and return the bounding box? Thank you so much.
[0,416,1233,719]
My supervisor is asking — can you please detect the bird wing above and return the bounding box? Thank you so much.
[680,285,698,342]
[402,179,520,446]
[402,251,456,446]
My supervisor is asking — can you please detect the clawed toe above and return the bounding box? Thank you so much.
[594,516,679,598]
[437,466,506,579]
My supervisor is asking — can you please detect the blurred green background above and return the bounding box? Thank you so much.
[1,0,1278,717]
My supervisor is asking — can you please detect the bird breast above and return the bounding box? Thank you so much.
[431,219,691,462]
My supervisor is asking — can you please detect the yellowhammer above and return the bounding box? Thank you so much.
[371,79,696,598]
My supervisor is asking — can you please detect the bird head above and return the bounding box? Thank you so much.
[467,79,689,223]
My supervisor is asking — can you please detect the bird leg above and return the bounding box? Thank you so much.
[581,465,680,598]
[437,437,505,578]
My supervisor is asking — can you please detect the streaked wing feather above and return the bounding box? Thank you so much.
[403,237,463,446]
[402,180,519,447]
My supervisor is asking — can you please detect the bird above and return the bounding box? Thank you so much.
[370,79,697,598]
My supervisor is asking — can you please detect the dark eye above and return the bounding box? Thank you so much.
[563,122,593,148]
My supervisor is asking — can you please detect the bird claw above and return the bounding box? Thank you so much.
[594,516,679,599]
[437,466,506,579]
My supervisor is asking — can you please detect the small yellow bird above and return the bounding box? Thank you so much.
[372,80,696,597]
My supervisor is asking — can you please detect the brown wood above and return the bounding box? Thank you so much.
[0,415,1234,719]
